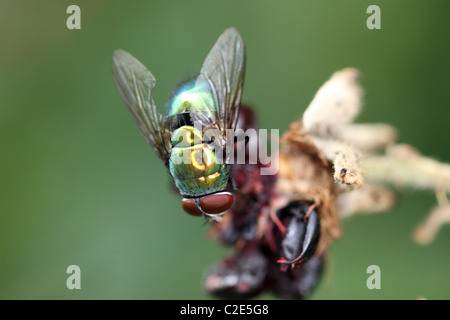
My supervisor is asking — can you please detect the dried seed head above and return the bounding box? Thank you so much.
[333,144,364,186]
[337,184,396,218]
[336,123,398,153]
[311,137,364,187]
[302,68,363,137]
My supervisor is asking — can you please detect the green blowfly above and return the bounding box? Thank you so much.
[112,28,246,219]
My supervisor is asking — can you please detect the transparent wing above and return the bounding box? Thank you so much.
[112,50,170,163]
[196,28,246,134]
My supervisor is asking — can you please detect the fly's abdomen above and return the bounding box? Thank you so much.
[169,125,230,197]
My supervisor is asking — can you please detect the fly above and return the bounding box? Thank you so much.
[112,28,246,220]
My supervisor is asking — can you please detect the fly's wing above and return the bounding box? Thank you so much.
[196,28,246,146]
[112,50,170,164]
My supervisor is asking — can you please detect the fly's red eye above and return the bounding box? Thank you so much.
[181,199,203,217]
[200,193,234,214]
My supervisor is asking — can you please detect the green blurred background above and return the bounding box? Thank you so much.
[0,0,448,299]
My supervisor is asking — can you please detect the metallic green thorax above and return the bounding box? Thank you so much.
[166,81,216,117]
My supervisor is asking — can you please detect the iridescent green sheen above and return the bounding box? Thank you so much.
[171,126,203,148]
[170,143,221,179]
[166,81,216,117]
[170,161,230,197]
[169,138,229,196]
[166,81,226,197]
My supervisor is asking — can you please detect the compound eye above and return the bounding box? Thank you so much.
[200,192,234,215]
[181,199,203,217]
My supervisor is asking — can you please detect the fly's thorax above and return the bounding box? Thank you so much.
[164,78,218,133]
[167,87,215,117]
[166,79,217,117]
